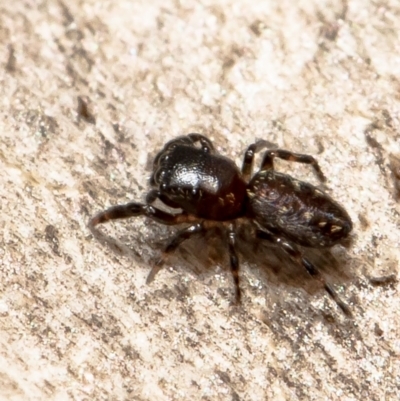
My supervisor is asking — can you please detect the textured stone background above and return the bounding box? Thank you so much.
[0,1,399,400]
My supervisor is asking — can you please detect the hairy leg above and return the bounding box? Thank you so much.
[260,149,326,182]
[89,201,193,227]
[226,224,241,304]
[257,229,351,316]
[241,139,271,180]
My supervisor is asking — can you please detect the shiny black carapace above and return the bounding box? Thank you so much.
[90,134,353,315]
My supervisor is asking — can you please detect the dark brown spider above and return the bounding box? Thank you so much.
[90,134,353,315]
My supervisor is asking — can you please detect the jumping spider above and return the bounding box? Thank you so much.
[90,134,353,315]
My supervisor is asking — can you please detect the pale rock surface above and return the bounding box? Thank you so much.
[0,1,399,400]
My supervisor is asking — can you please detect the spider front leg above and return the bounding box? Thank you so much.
[260,149,327,182]
[256,229,351,316]
[89,201,192,227]
[90,197,203,284]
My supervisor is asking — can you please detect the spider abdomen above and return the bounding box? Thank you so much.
[247,170,352,248]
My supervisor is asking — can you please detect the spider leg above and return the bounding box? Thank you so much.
[260,149,326,182]
[227,223,241,304]
[241,139,270,180]
[89,201,193,227]
[90,194,205,284]
[147,223,205,283]
[256,229,351,316]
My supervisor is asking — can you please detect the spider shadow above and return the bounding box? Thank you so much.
[161,223,354,301]
[89,218,354,308]
[89,222,143,263]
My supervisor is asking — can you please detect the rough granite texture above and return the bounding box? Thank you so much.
[0,1,399,400]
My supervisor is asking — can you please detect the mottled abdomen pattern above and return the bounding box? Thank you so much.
[247,170,352,247]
